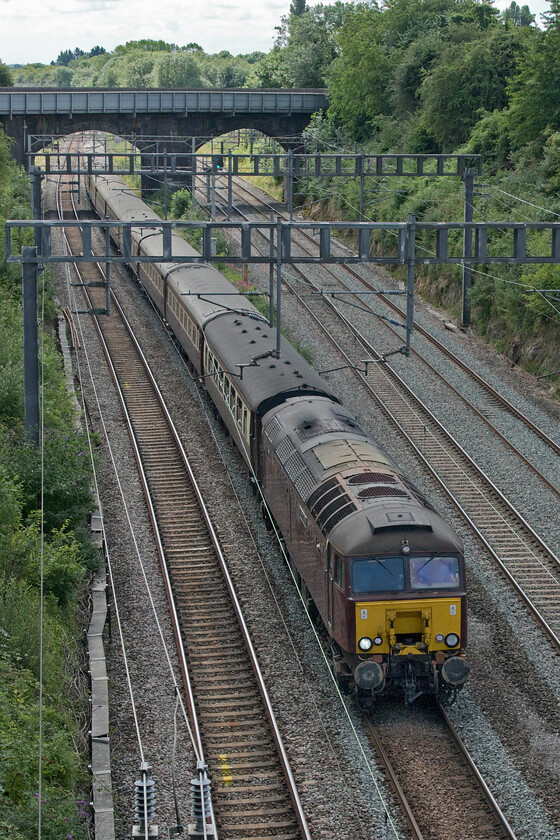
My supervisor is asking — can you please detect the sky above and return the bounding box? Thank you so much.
[0,0,555,67]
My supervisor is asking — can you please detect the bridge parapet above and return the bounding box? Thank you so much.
[0,88,328,116]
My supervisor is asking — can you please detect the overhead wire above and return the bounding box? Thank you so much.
[60,197,202,768]
[151,266,402,838]
[37,251,46,840]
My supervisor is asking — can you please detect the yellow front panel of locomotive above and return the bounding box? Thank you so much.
[355,598,462,654]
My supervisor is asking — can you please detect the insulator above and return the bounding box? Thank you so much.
[135,765,156,826]
[190,768,211,831]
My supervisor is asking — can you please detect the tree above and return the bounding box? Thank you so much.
[54,66,73,87]
[55,49,73,66]
[89,45,106,57]
[388,33,443,118]
[502,1,535,26]
[290,0,307,15]
[281,2,351,87]
[151,52,203,87]
[418,26,527,150]
[507,1,560,147]
[0,61,13,86]
[250,46,290,87]
[114,39,178,54]
[327,3,391,140]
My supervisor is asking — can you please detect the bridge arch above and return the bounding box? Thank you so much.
[0,88,327,165]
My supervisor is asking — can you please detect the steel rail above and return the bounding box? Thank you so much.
[212,183,560,651]
[59,165,312,840]
[227,175,560,461]
[282,272,560,652]
[211,179,560,500]
[56,164,215,836]
[365,704,520,840]
[436,704,519,840]
[362,717,424,840]
[214,179,534,840]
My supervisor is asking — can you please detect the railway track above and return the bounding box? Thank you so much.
[55,149,549,839]
[192,165,532,840]
[219,175,560,465]
[204,175,560,653]
[57,166,311,840]
[366,699,517,840]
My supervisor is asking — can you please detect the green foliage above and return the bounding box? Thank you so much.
[465,109,511,170]
[327,3,391,141]
[249,47,290,87]
[507,11,560,148]
[0,60,14,86]
[418,26,524,150]
[541,131,560,194]
[169,188,192,218]
[0,652,86,840]
[114,39,179,54]
[501,1,535,26]
[0,428,93,533]
[0,123,92,840]
[152,51,203,87]
[281,2,352,88]
[4,520,86,608]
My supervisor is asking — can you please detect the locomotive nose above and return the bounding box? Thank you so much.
[441,655,470,687]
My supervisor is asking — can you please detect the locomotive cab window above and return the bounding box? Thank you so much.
[334,553,345,589]
[353,557,405,593]
[409,555,460,590]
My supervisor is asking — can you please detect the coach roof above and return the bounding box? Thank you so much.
[204,311,338,415]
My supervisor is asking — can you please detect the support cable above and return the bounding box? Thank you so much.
[61,234,201,766]
[490,186,560,218]
[156,309,401,839]
[62,255,147,767]
[37,258,46,840]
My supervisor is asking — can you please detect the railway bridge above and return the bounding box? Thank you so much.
[0,87,328,165]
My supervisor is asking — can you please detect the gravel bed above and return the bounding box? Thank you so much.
[48,170,560,839]
[239,225,560,838]
[94,257,408,840]
[47,180,409,837]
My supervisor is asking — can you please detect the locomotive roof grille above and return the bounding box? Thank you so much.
[276,436,296,464]
[294,470,317,502]
[264,414,284,445]
[319,500,358,535]
[310,484,344,519]
[307,476,339,510]
[357,486,409,500]
[284,451,316,500]
[316,493,356,530]
[348,472,398,485]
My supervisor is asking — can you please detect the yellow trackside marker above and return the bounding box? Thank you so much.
[219,753,233,786]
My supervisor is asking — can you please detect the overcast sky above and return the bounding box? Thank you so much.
[0,0,554,67]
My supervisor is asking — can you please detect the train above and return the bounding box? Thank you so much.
[86,170,470,706]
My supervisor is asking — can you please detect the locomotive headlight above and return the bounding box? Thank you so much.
[358,636,373,651]
[374,636,383,646]
[445,633,460,648]
[435,633,444,643]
